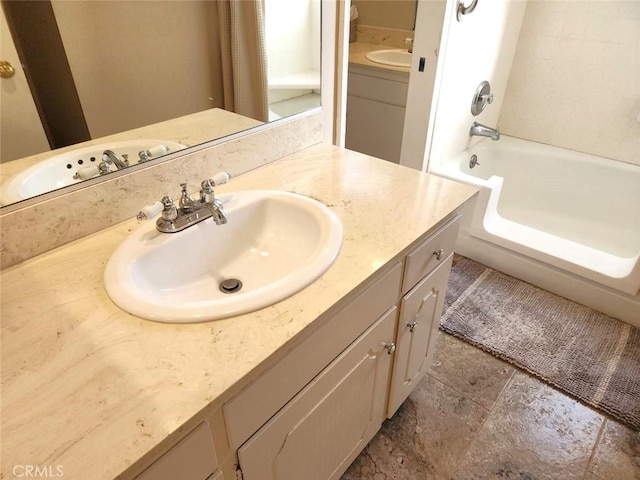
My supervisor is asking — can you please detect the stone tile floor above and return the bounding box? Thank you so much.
[342,330,640,480]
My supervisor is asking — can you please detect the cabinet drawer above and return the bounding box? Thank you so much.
[237,307,397,480]
[224,262,402,450]
[347,71,409,107]
[136,422,217,480]
[402,215,460,294]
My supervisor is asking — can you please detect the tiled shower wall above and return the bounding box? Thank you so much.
[499,1,640,165]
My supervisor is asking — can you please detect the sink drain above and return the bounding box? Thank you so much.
[219,278,243,294]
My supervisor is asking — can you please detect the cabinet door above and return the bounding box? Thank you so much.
[136,422,217,480]
[224,263,402,450]
[345,95,406,163]
[387,254,453,417]
[237,307,397,480]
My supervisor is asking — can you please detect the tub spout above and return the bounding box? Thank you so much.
[470,122,500,141]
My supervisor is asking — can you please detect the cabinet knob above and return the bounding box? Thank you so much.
[407,321,418,333]
[383,342,396,355]
[433,248,445,260]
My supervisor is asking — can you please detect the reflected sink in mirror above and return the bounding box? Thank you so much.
[1,0,321,209]
[365,49,412,68]
[104,190,343,323]
[0,139,187,205]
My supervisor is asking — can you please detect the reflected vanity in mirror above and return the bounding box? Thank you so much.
[0,0,321,207]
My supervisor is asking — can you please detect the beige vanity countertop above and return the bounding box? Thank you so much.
[0,108,263,183]
[348,42,411,73]
[0,144,477,480]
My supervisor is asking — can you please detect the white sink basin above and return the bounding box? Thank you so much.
[0,139,186,204]
[365,49,412,68]
[104,190,343,323]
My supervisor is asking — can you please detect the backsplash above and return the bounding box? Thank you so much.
[0,111,322,269]
[355,25,413,49]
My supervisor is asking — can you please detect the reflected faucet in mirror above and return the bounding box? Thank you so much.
[0,0,321,208]
[100,149,129,171]
[73,145,169,180]
[74,149,128,180]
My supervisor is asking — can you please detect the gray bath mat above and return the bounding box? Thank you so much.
[441,255,640,430]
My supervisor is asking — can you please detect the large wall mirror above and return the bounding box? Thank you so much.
[0,0,321,208]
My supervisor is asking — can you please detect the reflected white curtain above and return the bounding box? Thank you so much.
[217,0,269,123]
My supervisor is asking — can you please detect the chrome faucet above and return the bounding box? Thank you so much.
[98,149,130,175]
[156,179,228,233]
[73,149,130,178]
[470,122,500,141]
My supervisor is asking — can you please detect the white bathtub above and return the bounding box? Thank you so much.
[432,136,640,325]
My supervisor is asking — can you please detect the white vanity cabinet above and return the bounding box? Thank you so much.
[237,307,396,480]
[388,215,460,417]
[135,214,462,480]
[224,262,403,480]
[232,214,461,480]
[222,263,403,451]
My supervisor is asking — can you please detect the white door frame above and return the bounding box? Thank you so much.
[321,0,350,146]
[398,0,453,172]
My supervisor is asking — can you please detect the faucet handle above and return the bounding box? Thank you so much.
[138,144,168,163]
[161,195,178,222]
[211,172,231,186]
[404,37,413,53]
[98,161,111,175]
[136,201,163,221]
[480,93,494,105]
[201,179,215,192]
[200,179,216,203]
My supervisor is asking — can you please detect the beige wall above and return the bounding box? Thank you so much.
[499,1,640,165]
[52,0,224,139]
[352,0,416,31]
